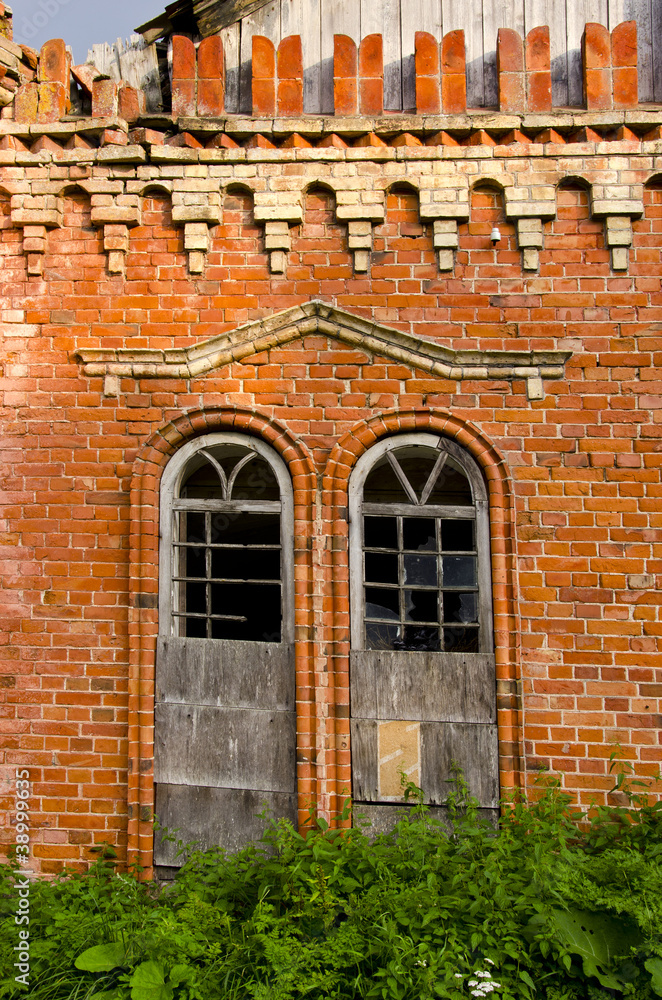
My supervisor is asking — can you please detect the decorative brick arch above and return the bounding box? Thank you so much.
[126,407,317,873]
[321,409,523,817]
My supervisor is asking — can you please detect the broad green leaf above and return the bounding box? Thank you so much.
[130,961,173,1000]
[646,958,662,997]
[549,909,642,991]
[75,942,127,972]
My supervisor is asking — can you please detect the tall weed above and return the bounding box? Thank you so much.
[1,768,661,1000]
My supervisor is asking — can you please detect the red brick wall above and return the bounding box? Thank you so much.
[1,172,661,875]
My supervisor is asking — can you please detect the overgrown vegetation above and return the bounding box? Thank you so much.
[2,758,662,1000]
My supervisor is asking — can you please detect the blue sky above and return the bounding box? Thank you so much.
[15,0,165,63]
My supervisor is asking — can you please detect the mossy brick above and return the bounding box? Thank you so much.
[37,81,66,123]
[92,78,118,118]
[14,82,38,123]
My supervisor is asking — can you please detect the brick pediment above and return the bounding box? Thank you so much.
[75,300,570,400]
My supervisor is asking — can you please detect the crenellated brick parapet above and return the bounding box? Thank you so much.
[6,19,650,129]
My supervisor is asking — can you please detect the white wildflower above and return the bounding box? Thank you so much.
[455,974,463,979]
[468,981,479,987]
[485,959,495,966]
[477,971,491,978]
[471,991,484,997]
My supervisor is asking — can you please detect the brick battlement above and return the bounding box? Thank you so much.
[7,20,653,130]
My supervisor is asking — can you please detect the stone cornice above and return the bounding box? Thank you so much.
[75,301,571,400]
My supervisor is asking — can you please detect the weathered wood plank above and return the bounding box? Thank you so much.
[420,722,500,807]
[280,0,322,112]
[156,637,295,710]
[401,0,443,111]
[350,650,497,723]
[239,0,281,113]
[611,0,651,101]
[154,704,297,790]
[221,21,242,112]
[196,0,279,34]
[154,783,297,864]
[360,0,402,109]
[442,0,484,106]
[350,719,379,800]
[653,0,662,102]
[320,0,361,112]
[525,0,568,107]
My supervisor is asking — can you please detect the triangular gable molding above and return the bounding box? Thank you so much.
[75,300,571,400]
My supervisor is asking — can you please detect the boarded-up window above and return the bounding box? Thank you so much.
[155,434,295,873]
[349,434,498,831]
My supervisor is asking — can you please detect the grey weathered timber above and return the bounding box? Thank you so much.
[350,718,499,807]
[349,719,379,800]
[87,36,162,111]
[154,784,297,864]
[154,703,296,790]
[350,650,497,723]
[157,638,295,710]
[420,721,500,806]
[221,21,241,113]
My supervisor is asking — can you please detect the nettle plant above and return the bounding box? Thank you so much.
[1,757,662,1000]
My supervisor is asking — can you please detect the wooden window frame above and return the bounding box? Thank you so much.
[349,433,493,653]
[159,432,295,644]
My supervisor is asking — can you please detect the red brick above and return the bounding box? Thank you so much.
[277,36,303,116]
[13,81,38,123]
[37,80,66,122]
[584,67,612,110]
[497,27,524,72]
[583,23,612,110]
[171,34,196,81]
[612,65,638,108]
[118,85,142,123]
[197,34,224,78]
[92,78,118,118]
[441,31,466,113]
[415,32,440,114]
[197,78,224,117]
[38,38,67,85]
[359,34,383,115]
[611,20,637,66]
[252,36,276,116]
[172,79,197,118]
[525,26,552,112]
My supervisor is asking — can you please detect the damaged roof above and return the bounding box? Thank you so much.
[136,0,275,41]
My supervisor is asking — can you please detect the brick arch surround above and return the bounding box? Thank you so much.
[322,410,523,818]
[126,408,317,872]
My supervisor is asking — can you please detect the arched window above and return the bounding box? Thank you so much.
[159,433,294,644]
[155,434,296,871]
[350,434,492,654]
[348,434,498,826]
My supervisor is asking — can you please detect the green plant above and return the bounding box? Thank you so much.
[2,766,662,999]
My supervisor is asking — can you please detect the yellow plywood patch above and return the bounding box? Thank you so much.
[378,720,421,799]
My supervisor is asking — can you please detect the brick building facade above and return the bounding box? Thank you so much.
[0,0,661,876]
